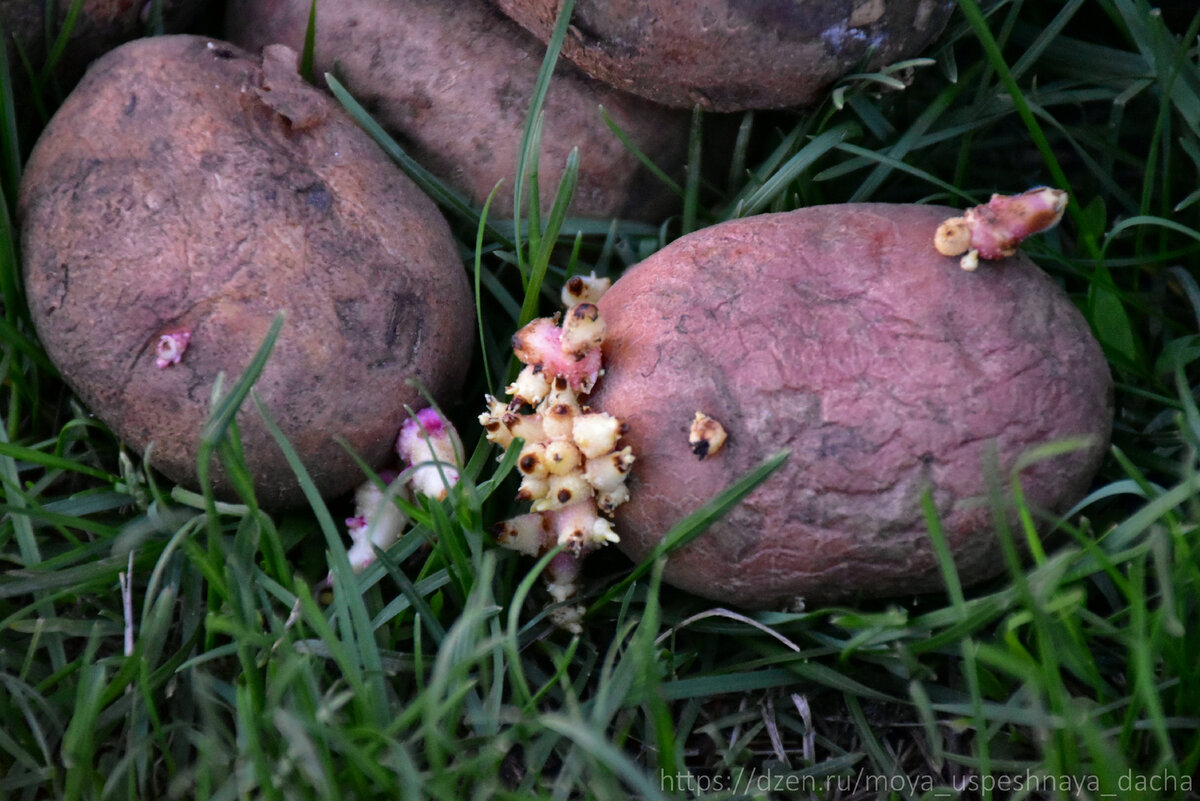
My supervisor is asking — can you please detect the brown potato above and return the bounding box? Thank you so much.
[19,36,474,507]
[492,0,956,111]
[224,0,687,219]
[590,204,1113,606]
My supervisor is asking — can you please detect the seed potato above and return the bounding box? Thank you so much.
[492,0,956,111]
[590,204,1113,606]
[224,0,687,219]
[19,36,473,507]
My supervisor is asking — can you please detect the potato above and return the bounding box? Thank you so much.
[590,204,1113,606]
[1,0,201,94]
[492,0,955,111]
[223,0,687,219]
[19,36,473,507]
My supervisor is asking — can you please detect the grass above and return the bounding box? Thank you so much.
[2,1,1200,799]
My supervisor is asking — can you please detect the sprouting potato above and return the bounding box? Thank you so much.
[19,36,474,507]
[591,203,1113,607]
[492,0,956,111]
[224,0,687,219]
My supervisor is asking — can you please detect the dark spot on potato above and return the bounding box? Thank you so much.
[211,46,237,60]
[300,182,333,213]
[691,439,711,460]
[124,94,137,115]
[495,79,527,115]
[557,489,572,503]
[553,375,568,391]
[198,151,224,171]
[519,454,538,473]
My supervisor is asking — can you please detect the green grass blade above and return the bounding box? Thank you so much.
[589,449,788,613]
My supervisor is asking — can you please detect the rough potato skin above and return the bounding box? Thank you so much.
[491,0,956,111]
[19,36,474,507]
[591,205,1113,607]
[224,0,687,219]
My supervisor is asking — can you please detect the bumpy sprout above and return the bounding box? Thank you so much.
[481,278,631,633]
[934,187,1068,271]
[343,407,462,574]
[689,411,728,460]
[561,271,611,307]
[344,470,408,572]
[396,407,463,501]
[155,330,191,368]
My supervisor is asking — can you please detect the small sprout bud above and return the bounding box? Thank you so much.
[534,474,593,512]
[560,303,607,356]
[515,474,550,502]
[561,272,611,307]
[549,501,620,550]
[543,402,578,441]
[545,551,586,633]
[506,364,551,406]
[397,408,462,500]
[479,395,515,447]
[506,413,545,444]
[493,513,551,557]
[596,485,630,515]
[345,475,409,573]
[548,605,585,633]
[584,446,634,492]
[933,217,970,257]
[572,412,623,458]
[517,441,549,478]
[155,330,191,368]
[689,412,728,460]
[544,440,582,476]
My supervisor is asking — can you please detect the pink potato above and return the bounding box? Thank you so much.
[491,0,956,111]
[19,36,473,507]
[224,0,687,219]
[590,204,1113,607]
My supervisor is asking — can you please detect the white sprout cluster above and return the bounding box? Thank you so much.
[480,273,633,632]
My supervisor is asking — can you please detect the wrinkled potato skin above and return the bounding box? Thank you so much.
[592,205,1113,607]
[225,0,686,219]
[492,0,956,111]
[20,36,473,507]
